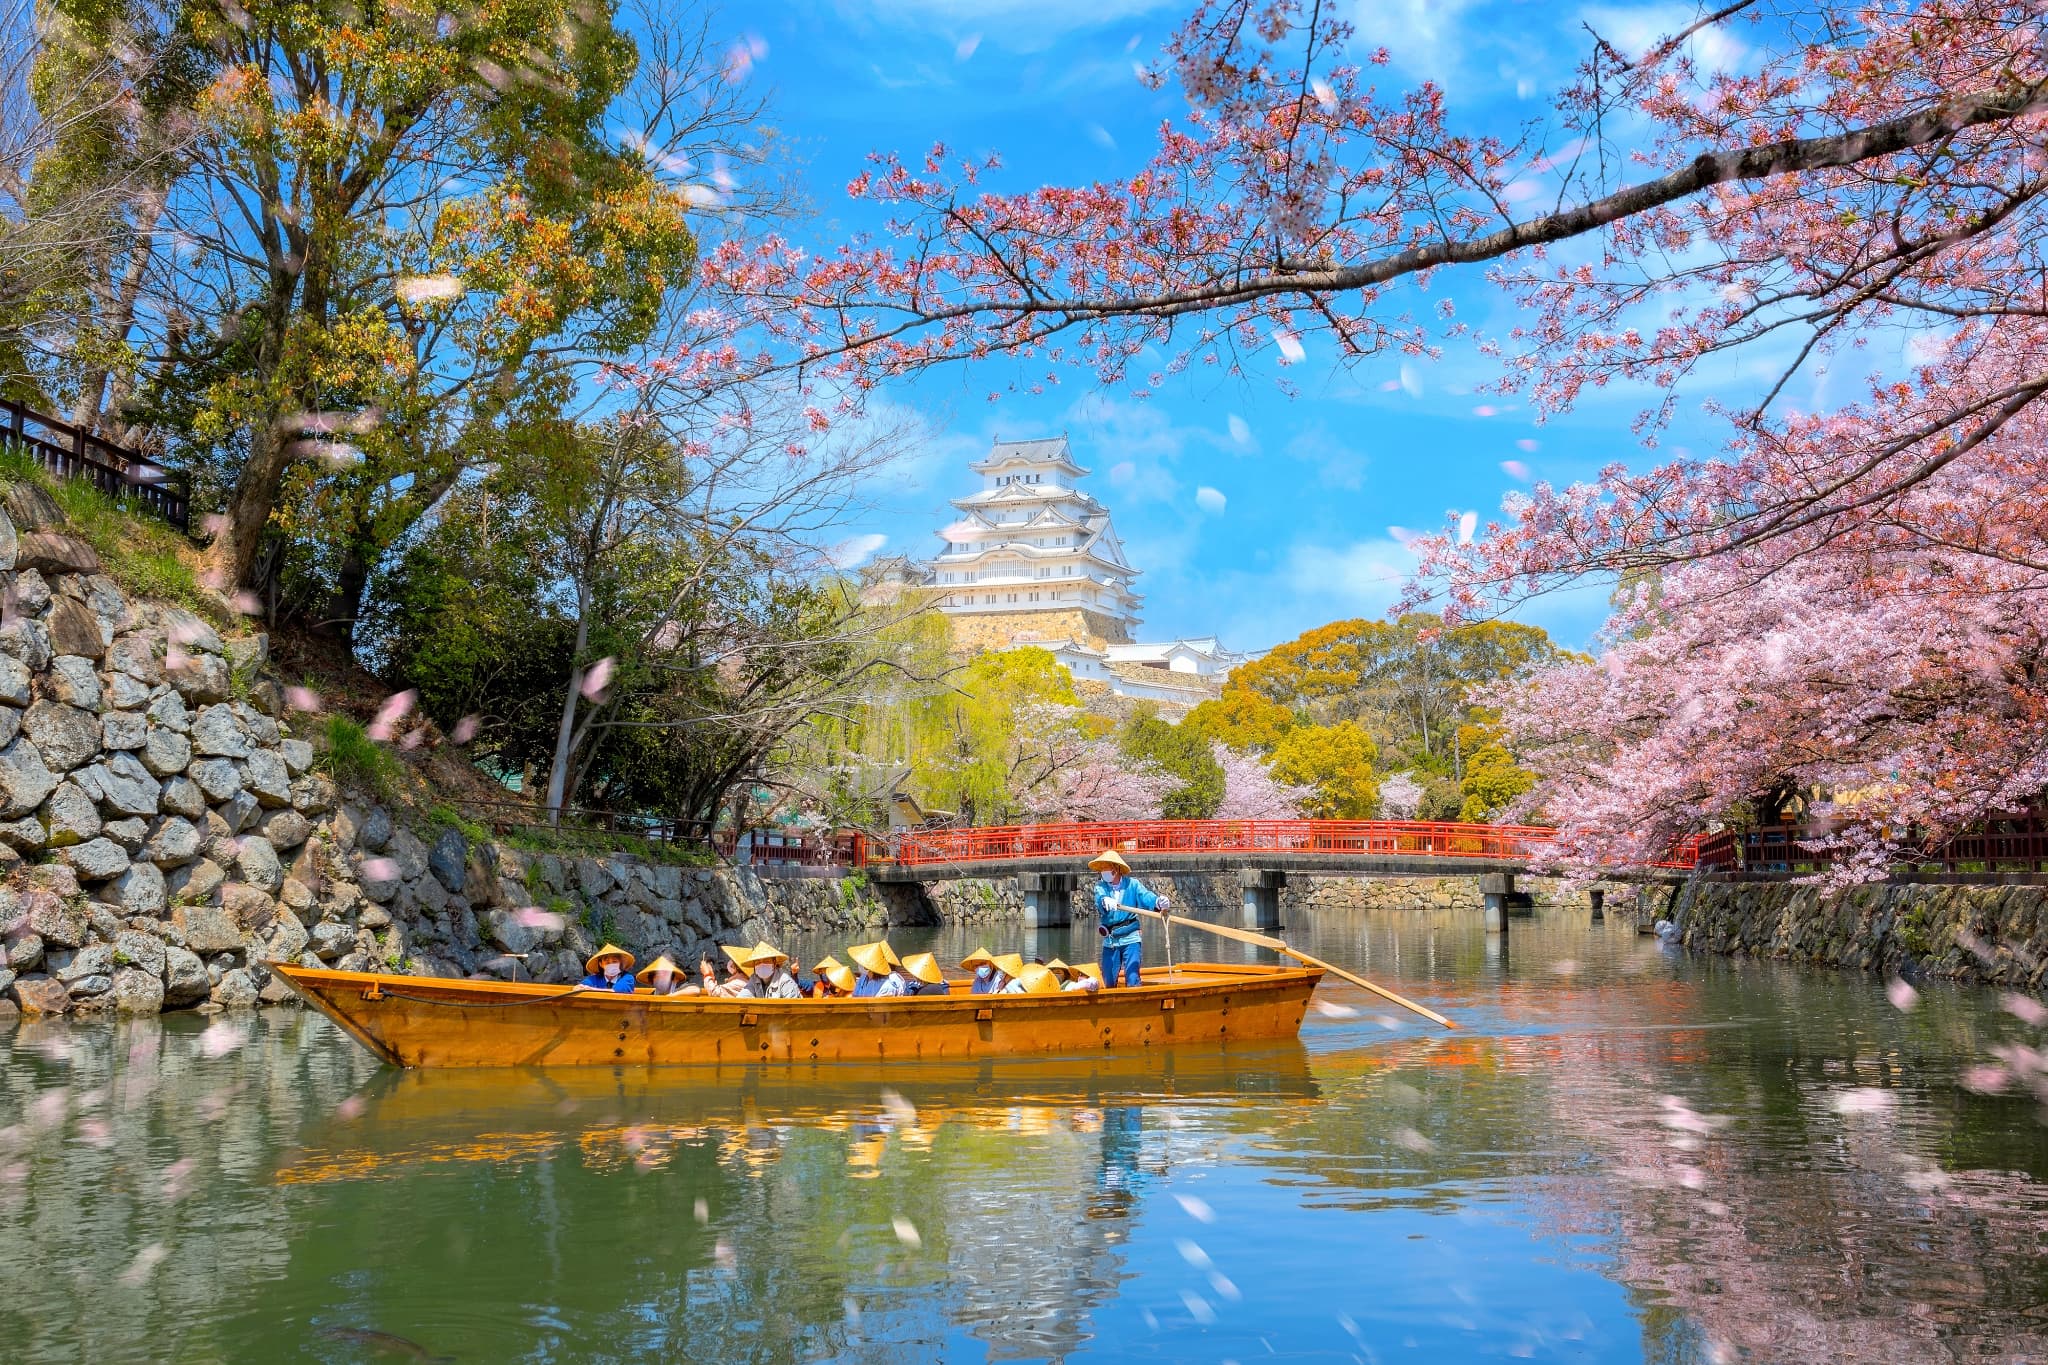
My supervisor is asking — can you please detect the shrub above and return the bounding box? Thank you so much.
[319,714,402,798]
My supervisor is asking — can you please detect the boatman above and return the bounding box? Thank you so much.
[1087,849,1171,988]
[580,943,638,993]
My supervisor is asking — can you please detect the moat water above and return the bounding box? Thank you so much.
[2,908,2045,1363]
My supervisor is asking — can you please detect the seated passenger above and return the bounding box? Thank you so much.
[714,945,754,997]
[1049,959,1101,993]
[1007,962,1062,995]
[848,940,909,997]
[741,942,803,998]
[579,944,638,993]
[989,952,1026,994]
[637,954,699,996]
[808,954,848,997]
[817,961,856,997]
[901,952,950,996]
[697,952,720,993]
[960,947,1000,994]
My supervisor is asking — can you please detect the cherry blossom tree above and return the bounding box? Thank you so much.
[1211,743,1312,820]
[693,0,2048,875]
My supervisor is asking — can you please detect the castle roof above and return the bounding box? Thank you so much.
[970,434,1089,477]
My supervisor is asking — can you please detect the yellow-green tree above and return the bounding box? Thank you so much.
[1268,721,1379,818]
[1183,690,1296,754]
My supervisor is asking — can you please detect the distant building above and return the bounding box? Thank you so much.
[882,434,1258,711]
[929,435,1143,650]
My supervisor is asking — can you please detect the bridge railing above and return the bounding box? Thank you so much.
[883,818,1567,868]
[1695,821,2048,877]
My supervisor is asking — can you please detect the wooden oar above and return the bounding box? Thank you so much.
[1133,907,1458,1030]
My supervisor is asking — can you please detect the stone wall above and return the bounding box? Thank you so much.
[1666,879,2048,988]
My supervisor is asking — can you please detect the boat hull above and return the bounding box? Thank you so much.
[275,961,1323,1069]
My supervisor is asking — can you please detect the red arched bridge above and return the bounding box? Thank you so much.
[833,818,1698,931]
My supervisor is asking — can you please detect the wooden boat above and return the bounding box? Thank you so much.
[275,960,1323,1069]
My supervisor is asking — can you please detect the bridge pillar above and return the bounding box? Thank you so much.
[1019,872,1075,929]
[1588,887,1605,922]
[1240,869,1285,931]
[1480,872,1514,935]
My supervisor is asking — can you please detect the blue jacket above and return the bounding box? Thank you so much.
[1093,875,1159,948]
[854,971,880,998]
[970,968,997,995]
[580,972,636,993]
[913,980,951,996]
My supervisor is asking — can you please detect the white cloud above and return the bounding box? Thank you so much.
[1346,0,1481,78]
[1283,537,1416,615]
[1195,486,1226,514]
[826,532,888,567]
[1579,4,1748,75]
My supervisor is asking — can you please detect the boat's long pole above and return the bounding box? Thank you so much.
[1135,908,1457,1030]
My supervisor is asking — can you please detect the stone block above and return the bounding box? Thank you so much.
[15,531,101,575]
[26,890,85,948]
[11,974,70,1014]
[112,967,165,1013]
[146,815,201,866]
[255,908,307,964]
[3,483,62,531]
[102,709,146,750]
[44,655,101,708]
[113,927,166,978]
[310,920,352,960]
[243,749,292,807]
[358,854,402,903]
[158,775,206,818]
[219,791,260,833]
[358,806,393,850]
[387,826,430,882]
[160,608,223,656]
[0,617,51,671]
[221,881,276,931]
[259,809,309,849]
[81,574,128,644]
[63,837,129,881]
[279,739,314,775]
[190,704,250,757]
[0,655,28,707]
[102,816,148,848]
[53,942,113,982]
[107,634,159,684]
[167,857,225,903]
[0,815,43,851]
[40,780,100,846]
[45,600,105,660]
[22,699,98,771]
[104,671,149,709]
[210,968,258,1008]
[429,828,468,894]
[189,757,242,803]
[171,904,241,954]
[92,752,162,817]
[145,690,188,731]
[162,945,209,1004]
[290,773,335,814]
[234,835,282,893]
[108,862,166,916]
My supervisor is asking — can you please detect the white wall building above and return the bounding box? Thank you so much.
[930,436,1143,647]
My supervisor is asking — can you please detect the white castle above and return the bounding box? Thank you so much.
[866,435,1253,706]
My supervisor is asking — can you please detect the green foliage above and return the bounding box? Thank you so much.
[1118,710,1225,819]
[427,803,492,846]
[0,451,206,613]
[1269,721,1380,818]
[318,714,402,798]
[1183,690,1297,754]
[1459,741,1537,822]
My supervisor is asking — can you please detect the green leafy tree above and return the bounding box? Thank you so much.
[1182,690,1296,754]
[1268,721,1379,819]
[1117,709,1224,819]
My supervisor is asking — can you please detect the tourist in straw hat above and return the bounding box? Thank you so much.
[742,941,802,999]
[901,951,950,996]
[637,954,698,996]
[802,957,843,998]
[1086,848,1171,988]
[579,943,638,993]
[712,944,755,997]
[992,952,1030,994]
[1010,962,1062,995]
[960,946,1002,995]
[1048,958,1100,994]
[847,940,909,997]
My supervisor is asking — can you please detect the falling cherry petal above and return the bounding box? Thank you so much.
[892,1217,922,1248]
[451,715,480,744]
[581,658,615,699]
[1173,1193,1215,1223]
[1887,978,1919,1011]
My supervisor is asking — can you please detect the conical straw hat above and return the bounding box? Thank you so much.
[848,941,897,976]
[901,951,945,986]
[1087,849,1130,874]
[822,963,856,994]
[959,946,998,971]
[743,940,788,968]
[811,954,845,976]
[1045,957,1076,978]
[991,952,1026,979]
[635,954,682,984]
[1016,963,1061,994]
[720,943,753,967]
[585,942,635,974]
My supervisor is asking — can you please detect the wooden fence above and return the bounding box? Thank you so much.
[0,397,190,530]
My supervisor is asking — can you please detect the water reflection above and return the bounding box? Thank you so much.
[2,910,2045,1363]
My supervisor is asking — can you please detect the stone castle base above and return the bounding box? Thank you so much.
[946,608,1131,653]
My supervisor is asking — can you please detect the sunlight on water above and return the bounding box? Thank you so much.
[3,908,2045,1363]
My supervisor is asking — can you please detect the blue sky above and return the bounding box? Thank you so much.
[734,1,1758,652]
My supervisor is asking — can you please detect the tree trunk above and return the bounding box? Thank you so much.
[544,588,593,822]
[328,539,372,644]
[221,418,292,591]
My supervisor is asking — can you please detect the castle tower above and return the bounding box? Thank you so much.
[931,435,1143,650]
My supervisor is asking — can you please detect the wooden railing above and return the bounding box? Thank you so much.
[0,397,189,530]
[1695,820,2048,877]
[883,818,1568,868]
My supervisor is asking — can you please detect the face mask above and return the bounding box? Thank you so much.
[974,966,990,979]
[602,963,620,980]
[754,963,774,980]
